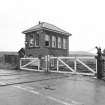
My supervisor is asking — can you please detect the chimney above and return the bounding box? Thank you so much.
[39,21,41,24]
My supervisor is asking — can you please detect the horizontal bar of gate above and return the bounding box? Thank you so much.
[50,70,95,75]
[19,67,43,72]
[58,56,95,59]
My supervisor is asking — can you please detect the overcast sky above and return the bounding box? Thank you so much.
[0,0,105,53]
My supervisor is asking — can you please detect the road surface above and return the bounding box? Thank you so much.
[0,69,105,105]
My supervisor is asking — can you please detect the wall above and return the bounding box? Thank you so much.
[45,30,69,56]
[4,55,18,65]
[26,47,49,57]
[25,29,69,57]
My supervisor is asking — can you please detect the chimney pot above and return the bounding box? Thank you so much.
[39,21,41,24]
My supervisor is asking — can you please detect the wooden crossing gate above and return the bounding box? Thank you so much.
[20,58,40,71]
[20,56,97,76]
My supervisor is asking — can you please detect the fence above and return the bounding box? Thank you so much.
[20,56,97,76]
[101,56,105,78]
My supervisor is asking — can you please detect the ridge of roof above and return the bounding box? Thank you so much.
[22,22,71,36]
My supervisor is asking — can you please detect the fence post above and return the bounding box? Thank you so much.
[38,55,42,70]
[57,58,59,72]
[45,55,50,72]
[38,58,40,70]
[96,59,97,73]
[19,58,22,69]
[74,56,77,73]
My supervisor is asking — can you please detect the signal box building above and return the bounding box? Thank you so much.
[22,22,71,57]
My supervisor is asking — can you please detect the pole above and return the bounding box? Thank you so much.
[74,56,77,73]
[96,47,103,79]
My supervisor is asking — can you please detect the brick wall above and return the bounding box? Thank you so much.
[25,30,69,57]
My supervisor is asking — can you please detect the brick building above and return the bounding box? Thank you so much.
[22,22,71,57]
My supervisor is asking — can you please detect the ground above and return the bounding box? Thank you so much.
[0,69,105,105]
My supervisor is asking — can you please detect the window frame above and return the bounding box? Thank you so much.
[29,34,34,48]
[35,33,39,47]
[52,36,56,48]
[58,37,62,48]
[45,34,50,47]
[63,38,67,49]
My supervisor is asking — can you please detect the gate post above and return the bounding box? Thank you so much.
[96,47,103,79]
[45,55,50,72]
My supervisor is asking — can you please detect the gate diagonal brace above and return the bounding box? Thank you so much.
[76,58,96,74]
[21,59,39,68]
[58,58,75,72]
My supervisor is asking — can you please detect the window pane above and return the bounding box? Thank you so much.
[35,34,39,46]
[52,36,56,48]
[65,39,68,49]
[63,38,66,49]
[64,38,68,49]
[45,41,49,46]
[58,37,61,48]
[29,34,34,47]
[45,34,50,47]
[45,34,49,41]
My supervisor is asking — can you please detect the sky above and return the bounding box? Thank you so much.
[0,0,105,53]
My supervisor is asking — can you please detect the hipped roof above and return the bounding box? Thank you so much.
[22,22,71,36]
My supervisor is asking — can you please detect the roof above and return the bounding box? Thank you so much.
[22,22,71,36]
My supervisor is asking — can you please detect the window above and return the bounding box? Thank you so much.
[63,38,67,49]
[45,34,50,47]
[29,34,34,47]
[35,34,39,47]
[52,36,56,48]
[58,37,62,48]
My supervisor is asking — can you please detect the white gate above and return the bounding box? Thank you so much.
[49,56,97,76]
[20,57,41,71]
[20,56,97,76]
[20,56,49,72]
